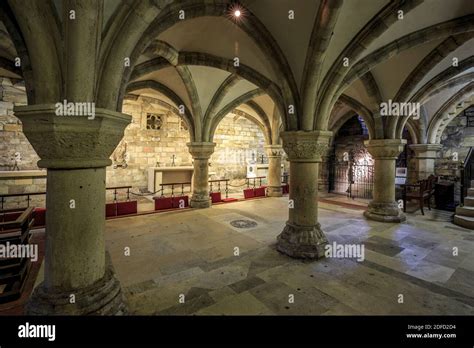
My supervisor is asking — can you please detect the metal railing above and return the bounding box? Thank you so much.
[106,186,132,202]
[246,176,266,188]
[159,182,191,197]
[328,161,374,199]
[209,179,229,199]
[0,192,46,211]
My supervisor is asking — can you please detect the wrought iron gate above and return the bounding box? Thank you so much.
[328,161,374,199]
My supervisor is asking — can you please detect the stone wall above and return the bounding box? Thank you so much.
[0,173,46,209]
[436,115,470,179]
[212,114,266,180]
[0,78,38,171]
[108,96,266,192]
[0,82,267,203]
[106,96,193,191]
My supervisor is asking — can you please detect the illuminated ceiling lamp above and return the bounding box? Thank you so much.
[228,2,246,22]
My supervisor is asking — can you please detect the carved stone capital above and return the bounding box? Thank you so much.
[409,144,442,159]
[264,145,284,158]
[281,130,332,162]
[13,104,131,169]
[187,142,216,159]
[364,139,406,160]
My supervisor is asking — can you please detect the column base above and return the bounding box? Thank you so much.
[266,186,283,197]
[276,222,328,259]
[26,255,126,315]
[190,197,212,209]
[364,202,406,223]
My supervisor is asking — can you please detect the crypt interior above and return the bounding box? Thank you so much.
[0,0,474,315]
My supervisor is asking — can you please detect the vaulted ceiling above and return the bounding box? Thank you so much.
[1,0,473,144]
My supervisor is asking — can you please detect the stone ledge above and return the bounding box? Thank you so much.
[0,170,46,179]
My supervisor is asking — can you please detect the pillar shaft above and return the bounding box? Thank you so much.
[410,144,441,181]
[364,139,407,223]
[288,161,320,224]
[276,130,332,259]
[373,158,396,203]
[45,168,106,290]
[187,142,215,208]
[265,145,284,197]
[14,105,130,315]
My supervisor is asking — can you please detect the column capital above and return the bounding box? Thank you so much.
[281,130,332,162]
[364,139,406,159]
[13,104,131,169]
[409,144,442,158]
[264,144,284,157]
[186,142,216,159]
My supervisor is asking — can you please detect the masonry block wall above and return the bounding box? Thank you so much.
[0,78,266,204]
[0,78,38,171]
[436,114,471,179]
[212,114,266,181]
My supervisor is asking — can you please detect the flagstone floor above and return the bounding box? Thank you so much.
[105,197,474,315]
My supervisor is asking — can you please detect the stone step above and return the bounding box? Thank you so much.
[464,197,474,207]
[454,215,474,230]
[471,180,474,187]
[456,205,474,217]
[468,188,474,196]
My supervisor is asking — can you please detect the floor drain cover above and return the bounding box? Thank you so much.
[230,219,258,229]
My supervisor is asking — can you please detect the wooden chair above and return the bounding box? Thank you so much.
[426,175,437,199]
[402,177,434,215]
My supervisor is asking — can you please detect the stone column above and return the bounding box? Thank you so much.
[276,130,332,259]
[265,145,284,197]
[187,142,215,208]
[14,104,130,315]
[409,144,441,181]
[364,139,407,223]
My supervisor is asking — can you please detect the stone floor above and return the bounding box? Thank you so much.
[105,197,474,315]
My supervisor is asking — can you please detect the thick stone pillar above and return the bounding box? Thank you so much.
[410,144,441,181]
[187,142,215,208]
[364,139,407,223]
[14,104,130,315]
[276,131,332,259]
[265,145,284,197]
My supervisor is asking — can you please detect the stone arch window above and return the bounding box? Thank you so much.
[146,113,163,130]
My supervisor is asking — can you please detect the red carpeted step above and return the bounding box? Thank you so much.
[210,192,222,203]
[33,208,46,227]
[154,197,173,210]
[254,187,266,197]
[243,188,255,199]
[172,196,189,208]
[105,203,117,217]
[222,198,238,203]
[117,201,138,216]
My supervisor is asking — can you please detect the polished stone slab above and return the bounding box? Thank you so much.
[105,197,474,315]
